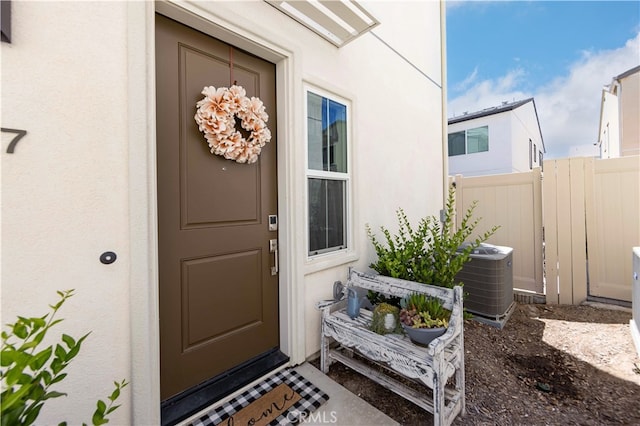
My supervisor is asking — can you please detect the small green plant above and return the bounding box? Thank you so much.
[1,290,128,426]
[366,291,401,309]
[367,186,499,288]
[366,208,432,282]
[399,293,451,329]
[370,303,401,335]
[633,363,640,375]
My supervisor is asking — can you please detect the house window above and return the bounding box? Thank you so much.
[448,126,488,156]
[306,89,350,256]
[448,131,465,156]
[467,127,489,153]
[539,151,544,171]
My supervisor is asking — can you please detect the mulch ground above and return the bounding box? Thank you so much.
[311,303,640,425]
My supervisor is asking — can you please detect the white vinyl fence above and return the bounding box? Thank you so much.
[453,155,640,304]
[452,168,544,294]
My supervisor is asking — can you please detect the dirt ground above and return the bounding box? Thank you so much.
[312,303,640,425]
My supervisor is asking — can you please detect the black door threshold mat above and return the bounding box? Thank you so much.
[189,369,330,426]
[161,349,289,425]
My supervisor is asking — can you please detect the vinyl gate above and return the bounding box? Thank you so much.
[544,156,639,304]
[453,156,640,304]
[452,168,544,294]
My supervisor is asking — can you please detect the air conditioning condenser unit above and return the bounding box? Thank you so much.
[455,243,515,328]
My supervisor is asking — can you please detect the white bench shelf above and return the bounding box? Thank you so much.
[318,268,466,426]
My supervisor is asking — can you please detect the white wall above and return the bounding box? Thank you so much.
[448,113,512,176]
[292,0,446,361]
[599,91,620,158]
[448,101,543,176]
[511,102,543,172]
[1,2,131,424]
[1,1,446,424]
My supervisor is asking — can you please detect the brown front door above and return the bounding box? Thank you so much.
[155,14,279,401]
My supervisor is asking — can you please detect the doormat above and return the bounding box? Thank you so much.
[189,369,330,426]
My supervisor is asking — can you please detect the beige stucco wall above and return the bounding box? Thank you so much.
[300,0,446,358]
[1,2,132,424]
[620,71,640,157]
[598,68,640,159]
[1,1,446,424]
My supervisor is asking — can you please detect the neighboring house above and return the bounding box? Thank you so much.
[596,65,640,158]
[447,98,545,177]
[1,1,447,424]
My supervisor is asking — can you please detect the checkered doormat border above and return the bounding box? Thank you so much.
[189,369,330,426]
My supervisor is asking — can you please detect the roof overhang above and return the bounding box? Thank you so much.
[265,0,379,47]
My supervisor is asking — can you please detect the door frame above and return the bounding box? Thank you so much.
[126,2,305,423]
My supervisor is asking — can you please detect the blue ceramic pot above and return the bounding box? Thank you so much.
[402,323,446,346]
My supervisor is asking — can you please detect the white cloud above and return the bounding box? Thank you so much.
[448,67,530,117]
[448,32,640,159]
[453,66,479,92]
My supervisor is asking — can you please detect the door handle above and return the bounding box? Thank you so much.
[269,239,278,276]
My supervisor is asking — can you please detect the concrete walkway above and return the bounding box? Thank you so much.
[293,363,399,426]
[178,362,398,426]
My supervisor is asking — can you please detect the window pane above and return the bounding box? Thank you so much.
[308,178,345,254]
[307,92,324,170]
[539,151,544,171]
[326,179,345,248]
[448,131,466,156]
[308,91,348,172]
[467,126,488,153]
[326,100,347,172]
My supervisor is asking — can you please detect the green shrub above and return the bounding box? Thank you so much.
[367,186,499,288]
[1,290,128,426]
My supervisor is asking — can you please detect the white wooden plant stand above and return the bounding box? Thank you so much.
[318,269,465,426]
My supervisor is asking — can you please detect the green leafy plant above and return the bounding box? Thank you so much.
[366,208,432,282]
[367,186,499,288]
[399,293,450,329]
[366,291,401,309]
[1,290,128,426]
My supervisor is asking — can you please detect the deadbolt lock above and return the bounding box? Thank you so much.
[268,215,278,231]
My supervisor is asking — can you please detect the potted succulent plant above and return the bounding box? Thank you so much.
[399,293,450,346]
[370,302,401,335]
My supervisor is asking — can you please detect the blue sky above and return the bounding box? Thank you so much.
[446,1,640,158]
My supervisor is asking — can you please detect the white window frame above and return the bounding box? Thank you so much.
[448,125,489,156]
[447,130,466,156]
[304,84,353,261]
[465,126,489,154]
